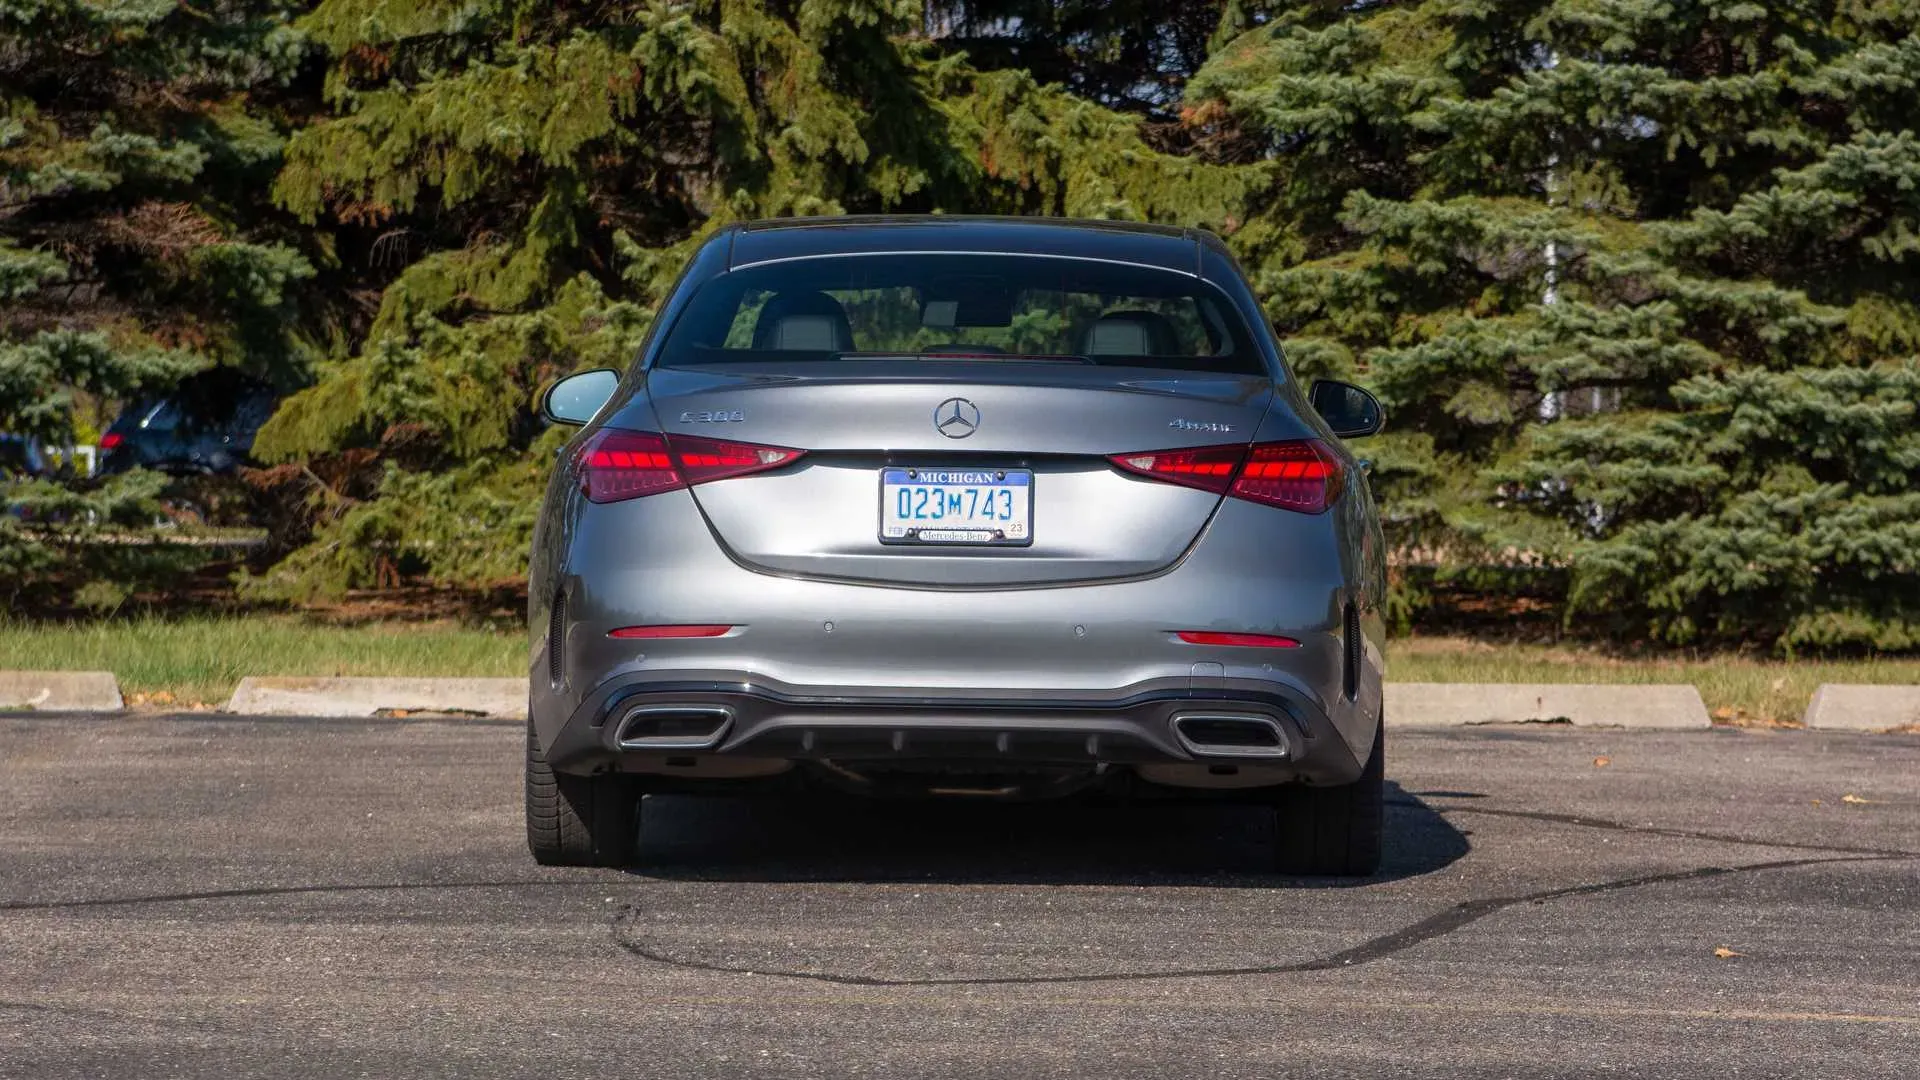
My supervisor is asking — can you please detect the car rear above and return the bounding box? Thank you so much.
[98,372,279,476]
[526,218,1387,874]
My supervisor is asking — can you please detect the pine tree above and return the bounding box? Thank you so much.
[251,0,1248,598]
[1,0,313,606]
[922,0,1222,118]
[1189,0,1920,649]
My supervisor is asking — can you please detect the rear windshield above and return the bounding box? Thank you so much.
[109,372,278,436]
[654,254,1266,375]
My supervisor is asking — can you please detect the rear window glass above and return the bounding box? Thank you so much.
[113,372,276,435]
[134,399,182,432]
[655,254,1265,375]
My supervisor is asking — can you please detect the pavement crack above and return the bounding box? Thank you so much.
[1300,856,1889,971]
[607,853,1904,987]
[0,878,611,912]
[1405,800,1919,859]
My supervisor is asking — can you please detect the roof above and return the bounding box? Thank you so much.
[727,215,1227,274]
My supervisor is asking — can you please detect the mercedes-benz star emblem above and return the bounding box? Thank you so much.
[934,397,981,439]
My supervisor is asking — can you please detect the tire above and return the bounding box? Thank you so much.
[525,719,641,867]
[1270,717,1383,876]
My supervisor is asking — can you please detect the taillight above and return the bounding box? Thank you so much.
[1232,440,1344,513]
[1107,444,1242,494]
[1108,439,1344,514]
[577,428,803,503]
[672,436,805,485]
[98,433,124,450]
[577,430,680,502]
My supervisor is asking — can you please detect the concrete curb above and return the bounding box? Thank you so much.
[223,677,526,719]
[0,671,124,712]
[215,677,1709,729]
[49,673,1913,734]
[1385,682,1711,729]
[1802,684,1920,733]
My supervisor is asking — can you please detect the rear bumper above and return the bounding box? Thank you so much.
[527,482,1390,790]
[541,673,1374,789]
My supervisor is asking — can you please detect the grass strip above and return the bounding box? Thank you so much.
[1393,636,1920,726]
[2,618,1916,723]
[0,615,522,708]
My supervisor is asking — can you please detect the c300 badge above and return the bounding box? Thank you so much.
[679,409,745,423]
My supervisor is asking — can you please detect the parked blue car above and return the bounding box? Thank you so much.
[97,370,280,477]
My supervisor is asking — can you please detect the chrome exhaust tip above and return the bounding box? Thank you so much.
[1171,713,1291,759]
[615,705,733,751]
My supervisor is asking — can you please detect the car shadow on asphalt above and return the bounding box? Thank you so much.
[627,781,1469,887]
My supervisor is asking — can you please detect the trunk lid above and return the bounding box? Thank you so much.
[629,360,1279,587]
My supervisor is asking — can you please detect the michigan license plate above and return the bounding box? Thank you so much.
[879,468,1032,545]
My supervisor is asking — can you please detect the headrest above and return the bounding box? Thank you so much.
[751,291,854,352]
[1081,310,1181,356]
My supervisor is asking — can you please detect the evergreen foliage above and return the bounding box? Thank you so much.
[1189,0,1920,648]
[3,0,1914,648]
[0,0,313,605]
[246,0,1246,599]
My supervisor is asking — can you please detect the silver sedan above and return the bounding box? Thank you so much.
[527,216,1388,874]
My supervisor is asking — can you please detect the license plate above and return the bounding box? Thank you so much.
[880,468,1032,545]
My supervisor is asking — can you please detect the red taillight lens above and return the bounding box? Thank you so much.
[1232,440,1344,514]
[577,429,803,503]
[578,429,680,502]
[1106,443,1243,494]
[607,624,736,639]
[98,433,124,450]
[1175,631,1303,648]
[1109,439,1344,514]
[672,436,805,486]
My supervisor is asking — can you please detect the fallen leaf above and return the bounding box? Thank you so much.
[1810,799,1822,806]
[1713,947,1742,959]
[1711,706,1734,720]
[1841,793,1871,805]
[1593,756,1611,768]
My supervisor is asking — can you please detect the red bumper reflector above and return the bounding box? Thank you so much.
[98,433,124,449]
[607,625,736,639]
[1175,631,1303,648]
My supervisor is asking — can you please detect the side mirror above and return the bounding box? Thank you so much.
[540,369,619,426]
[1309,379,1385,439]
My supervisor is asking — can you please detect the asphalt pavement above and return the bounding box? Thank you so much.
[2,714,1916,1078]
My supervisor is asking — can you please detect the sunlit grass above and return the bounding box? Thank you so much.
[1391,636,1920,725]
[0,615,524,708]
[2,617,1914,723]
